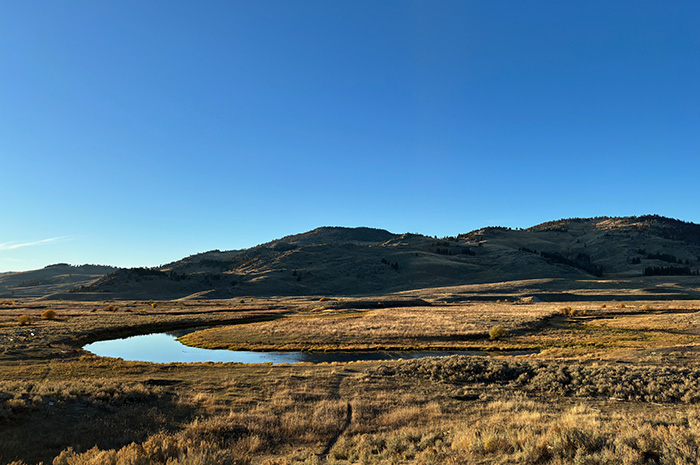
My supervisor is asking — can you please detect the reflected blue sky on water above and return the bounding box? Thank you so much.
[83,332,492,364]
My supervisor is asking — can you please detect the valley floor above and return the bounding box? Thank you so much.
[2,291,700,464]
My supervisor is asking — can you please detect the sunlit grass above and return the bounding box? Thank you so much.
[181,303,558,351]
[3,297,700,463]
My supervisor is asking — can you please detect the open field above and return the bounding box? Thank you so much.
[180,299,700,358]
[3,291,700,464]
[180,303,559,351]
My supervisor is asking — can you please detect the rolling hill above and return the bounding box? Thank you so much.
[0,264,117,299]
[47,214,700,301]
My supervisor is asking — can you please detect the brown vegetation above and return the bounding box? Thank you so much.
[41,309,57,320]
[2,296,700,464]
[181,303,556,351]
[489,325,506,340]
[369,355,700,403]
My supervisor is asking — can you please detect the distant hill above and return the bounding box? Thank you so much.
[262,226,397,248]
[0,264,117,299]
[55,215,700,300]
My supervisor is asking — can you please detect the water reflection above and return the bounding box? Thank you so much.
[82,332,505,364]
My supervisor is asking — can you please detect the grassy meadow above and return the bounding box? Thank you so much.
[2,294,700,464]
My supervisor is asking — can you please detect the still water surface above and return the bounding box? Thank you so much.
[83,331,493,364]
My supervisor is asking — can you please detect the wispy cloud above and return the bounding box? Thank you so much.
[0,236,73,250]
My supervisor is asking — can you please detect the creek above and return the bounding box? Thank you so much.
[83,329,530,364]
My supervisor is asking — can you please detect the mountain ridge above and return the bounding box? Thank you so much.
[71,215,700,300]
[5,215,700,300]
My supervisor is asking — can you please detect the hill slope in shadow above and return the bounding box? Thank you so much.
[0,264,116,299]
[56,215,700,300]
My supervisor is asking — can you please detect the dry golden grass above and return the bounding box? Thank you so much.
[4,297,700,463]
[445,400,700,465]
[588,311,700,333]
[31,391,700,465]
[181,303,557,351]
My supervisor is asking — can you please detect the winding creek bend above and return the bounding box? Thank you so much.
[83,330,536,364]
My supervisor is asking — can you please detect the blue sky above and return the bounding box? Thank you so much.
[1,1,699,271]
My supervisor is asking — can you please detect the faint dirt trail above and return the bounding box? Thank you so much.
[319,373,353,462]
[321,401,352,461]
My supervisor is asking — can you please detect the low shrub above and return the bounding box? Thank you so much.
[560,307,585,317]
[18,315,32,326]
[41,309,57,320]
[369,355,700,404]
[489,326,506,340]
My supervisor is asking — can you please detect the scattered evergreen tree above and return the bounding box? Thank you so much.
[644,266,695,276]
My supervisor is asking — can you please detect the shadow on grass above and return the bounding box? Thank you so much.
[0,393,197,465]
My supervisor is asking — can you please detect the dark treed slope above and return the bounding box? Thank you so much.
[56,215,700,300]
[527,215,700,244]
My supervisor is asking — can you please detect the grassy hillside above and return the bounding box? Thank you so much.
[0,264,116,299]
[29,215,700,300]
